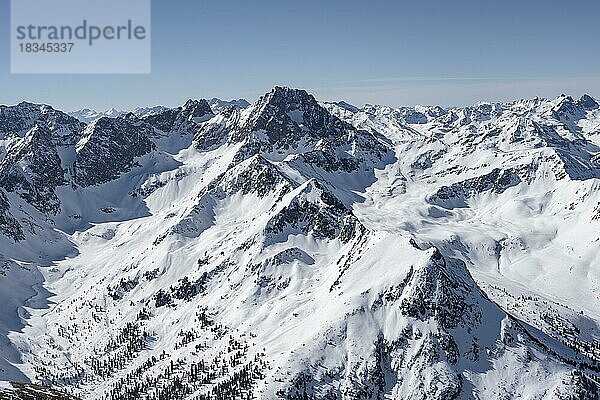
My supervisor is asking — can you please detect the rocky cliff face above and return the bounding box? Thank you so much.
[0,125,66,214]
[144,99,214,136]
[0,190,23,241]
[0,104,85,213]
[0,102,84,145]
[74,116,156,187]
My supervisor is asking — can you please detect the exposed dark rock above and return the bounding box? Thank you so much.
[0,189,24,241]
[265,180,364,243]
[143,108,180,133]
[0,102,84,145]
[234,86,350,145]
[429,168,523,208]
[144,99,213,135]
[579,94,599,110]
[214,155,294,198]
[74,116,155,187]
[0,125,65,214]
[400,249,479,330]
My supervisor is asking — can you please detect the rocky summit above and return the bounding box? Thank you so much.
[0,88,599,399]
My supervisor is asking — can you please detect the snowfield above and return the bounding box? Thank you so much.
[0,88,599,399]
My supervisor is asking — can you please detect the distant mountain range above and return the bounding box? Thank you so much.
[0,87,599,399]
[68,98,250,123]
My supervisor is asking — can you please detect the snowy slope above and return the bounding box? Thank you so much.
[0,88,599,399]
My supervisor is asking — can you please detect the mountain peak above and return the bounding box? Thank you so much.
[270,85,306,94]
[208,98,250,112]
[105,107,123,115]
[182,99,213,117]
[265,86,315,106]
[333,101,360,113]
[1,102,84,144]
[556,93,575,102]
[12,101,52,111]
[553,94,578,115]
[249,86,335,130]
[579,94,599,110]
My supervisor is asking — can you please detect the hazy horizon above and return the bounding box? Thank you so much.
[1,0,599,110]
[2,84,598,114]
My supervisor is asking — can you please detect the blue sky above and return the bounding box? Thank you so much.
[1,0,599,111]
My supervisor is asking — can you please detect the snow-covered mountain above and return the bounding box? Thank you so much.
[208,98,250,112]
[70,99,248,124]
[0,87,599,399]
[69,108,126,123]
